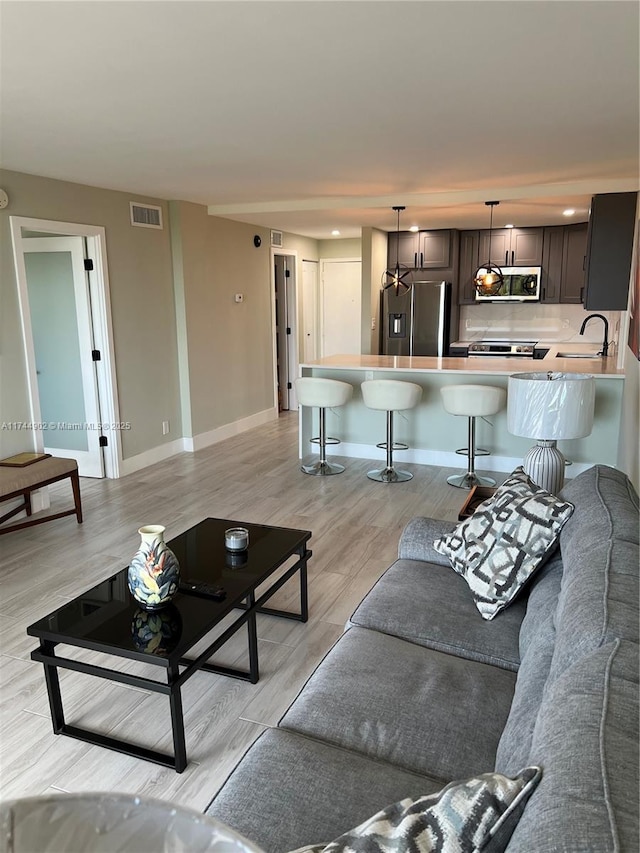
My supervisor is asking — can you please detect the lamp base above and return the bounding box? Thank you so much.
[523,440,566,496]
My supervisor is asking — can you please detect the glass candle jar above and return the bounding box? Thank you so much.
[225,527,249,551]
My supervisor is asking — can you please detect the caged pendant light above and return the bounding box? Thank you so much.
[382,206,414,295]
[474,201,504,296]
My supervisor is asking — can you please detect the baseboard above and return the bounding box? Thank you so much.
[185,407,278,452]
[314,441,593,479]
[119,438,187,477]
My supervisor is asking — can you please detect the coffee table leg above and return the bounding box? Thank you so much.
[167,663,187,773]
[41,640,65,733]
[299,548,309,623]
[246,592,259,684]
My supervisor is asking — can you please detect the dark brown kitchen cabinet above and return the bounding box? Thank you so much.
[458,230,480,304]
[583,192,637,311]
[541,223,588,304]
[478,227,543,267]
[387,230,452,269]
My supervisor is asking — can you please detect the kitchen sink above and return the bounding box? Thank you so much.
[556,351,602,358]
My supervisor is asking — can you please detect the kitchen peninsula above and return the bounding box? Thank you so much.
[298,351,624,477]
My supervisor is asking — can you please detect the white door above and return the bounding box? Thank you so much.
[321,259,362,356]
[302,260,319,362]
[23,237,105,477]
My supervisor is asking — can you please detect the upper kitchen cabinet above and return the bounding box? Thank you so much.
[387,229,453,270]
[583,192,638,311]
[478,227,543,267]
[458,230,480,304]
[541,222,588,304]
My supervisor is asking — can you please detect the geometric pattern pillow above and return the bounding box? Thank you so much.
[434,469,574,620]
[289,766,542,853]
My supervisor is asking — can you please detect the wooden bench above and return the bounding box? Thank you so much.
[0,457,83,535]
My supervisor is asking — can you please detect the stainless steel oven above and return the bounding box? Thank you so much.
[474,267,541,302]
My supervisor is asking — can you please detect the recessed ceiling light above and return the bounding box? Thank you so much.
[563,209,576,217]
[409,225,419,233]
[331,229,341,236]
[505,224,514,229]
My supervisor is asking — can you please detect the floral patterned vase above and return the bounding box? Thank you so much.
[127,525,180,610]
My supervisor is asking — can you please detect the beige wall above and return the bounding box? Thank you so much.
[361,227,387,354]
[0,169,181,460]
[317,238,361,259]
[172,203,274,436]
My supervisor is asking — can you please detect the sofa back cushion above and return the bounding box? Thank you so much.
[550,466,639,679]
[504,640,639,852]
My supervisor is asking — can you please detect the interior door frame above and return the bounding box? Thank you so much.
[270,248,299,412]
[10,216,121,478]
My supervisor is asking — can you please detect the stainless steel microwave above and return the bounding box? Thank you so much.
[474,267,542,302]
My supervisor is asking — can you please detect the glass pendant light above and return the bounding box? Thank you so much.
[474,201,503,296]
[382,206,413,294]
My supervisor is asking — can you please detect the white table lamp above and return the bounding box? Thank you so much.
[507,372,596,495]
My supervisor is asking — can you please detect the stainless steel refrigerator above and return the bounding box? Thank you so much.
[381,280,452,356]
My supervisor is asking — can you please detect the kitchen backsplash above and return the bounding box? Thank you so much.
[459,303,622,350]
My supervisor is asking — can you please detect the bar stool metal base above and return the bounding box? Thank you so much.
[301,459,346,476]
[447,471,496,489]
[367,466,413,483]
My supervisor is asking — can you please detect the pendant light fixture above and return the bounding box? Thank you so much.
[382,206,413,294]
[474,201,503,296]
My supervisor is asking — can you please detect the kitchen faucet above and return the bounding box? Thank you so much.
[580,313,609,356]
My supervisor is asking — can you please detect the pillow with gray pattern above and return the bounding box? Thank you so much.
[434,467,574,620]
[289,766,541,853]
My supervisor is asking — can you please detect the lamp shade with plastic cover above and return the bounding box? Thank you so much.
[507,372,596,440]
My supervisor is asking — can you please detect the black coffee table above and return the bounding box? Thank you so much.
[27,518,311,772]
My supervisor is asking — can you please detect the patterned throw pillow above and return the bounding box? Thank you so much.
[434,468,574,620]
[290,766,541,853]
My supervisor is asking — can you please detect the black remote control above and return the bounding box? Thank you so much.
[183,582,226,600]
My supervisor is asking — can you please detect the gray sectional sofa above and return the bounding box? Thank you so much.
[207,465,640,852]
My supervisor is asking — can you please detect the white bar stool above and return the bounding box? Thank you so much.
[361,380,423,483]
[440,384,506,489]
[295,377,354,475]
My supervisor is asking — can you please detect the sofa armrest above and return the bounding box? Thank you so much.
[398,517,457,564]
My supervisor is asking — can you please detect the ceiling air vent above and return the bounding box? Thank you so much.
[130,202,163,229]
[270,230,283,247]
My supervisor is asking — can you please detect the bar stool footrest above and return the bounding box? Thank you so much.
[375,441,409,452]
[310,436,340,446]
[455,446,490,457]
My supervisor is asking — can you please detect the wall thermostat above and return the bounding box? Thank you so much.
[0,189,8,209]
[253,235,261,248]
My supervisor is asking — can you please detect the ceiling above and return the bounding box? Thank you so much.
[1,1,638,238]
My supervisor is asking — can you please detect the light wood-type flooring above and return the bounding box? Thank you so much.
[0,412,480,810]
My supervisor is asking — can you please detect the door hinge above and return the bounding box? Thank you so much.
[286,327,291,335]
[99,435,108,447]
[287,382,292,389]
[84,259,94,271]
[92,349,101,361]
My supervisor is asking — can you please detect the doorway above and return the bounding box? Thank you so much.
[10,217,121,478]
[273,253,298,412]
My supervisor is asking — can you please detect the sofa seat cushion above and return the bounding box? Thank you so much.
[206,728,445,853]
[291,767,542,853]
[280,627,517,782]
[349,558,524,671]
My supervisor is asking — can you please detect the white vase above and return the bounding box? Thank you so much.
[127,525,180,610]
